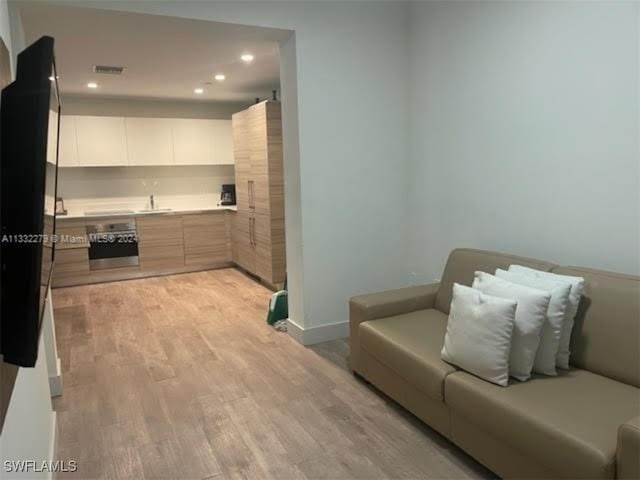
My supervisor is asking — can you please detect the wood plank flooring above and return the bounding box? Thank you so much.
[52,268,492,480]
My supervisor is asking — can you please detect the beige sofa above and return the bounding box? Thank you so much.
[350,248,640,479]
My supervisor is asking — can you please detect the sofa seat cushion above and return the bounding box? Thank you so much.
[359,309,456,401]
[446,369,640,479]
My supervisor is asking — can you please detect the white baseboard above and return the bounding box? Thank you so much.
[286,318,349,345]
[49,358,63,397]
[286,317,305,344]
[47,411,58,480]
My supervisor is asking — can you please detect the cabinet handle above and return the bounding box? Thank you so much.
[252,217,256,246]
[249,217,253,245]
[247,180,252,209]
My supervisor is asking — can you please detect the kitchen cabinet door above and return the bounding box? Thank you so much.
[212,119,233,165]
[137,215,185,269]
[172,119,215,165]
[126,118,174,166]
[233,210,255,273]
[253,212,272,282]
[183,212,229,265]
[58,116,79,167]
[52,248,90,287]
[75,116,128,166]
[248,101,282,217]
[229,211,238,264]
[55,219,88,249]
[232,110,251,212]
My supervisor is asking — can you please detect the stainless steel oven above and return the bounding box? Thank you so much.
[86,221,139,271]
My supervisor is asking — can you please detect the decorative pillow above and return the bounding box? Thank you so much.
[508,265,584,369]
[496,269,571,376]
[472,272,551,381]
[441,283,517,387]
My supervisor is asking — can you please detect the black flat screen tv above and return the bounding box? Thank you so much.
[1,36,59,367]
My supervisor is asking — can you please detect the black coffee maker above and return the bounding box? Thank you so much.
[220,184,236,206]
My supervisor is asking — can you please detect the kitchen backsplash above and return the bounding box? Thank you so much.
[57,164,235,214]
[58,165,234,198]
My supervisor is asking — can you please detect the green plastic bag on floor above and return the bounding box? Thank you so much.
[266,289,288,326]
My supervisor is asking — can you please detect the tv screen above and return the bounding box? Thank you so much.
[1,36,59,367]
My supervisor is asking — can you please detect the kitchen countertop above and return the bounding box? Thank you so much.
[58,205,237,221]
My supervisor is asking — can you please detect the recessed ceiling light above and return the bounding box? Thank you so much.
[194,88,204,94]
[240,53,254,63]
[214,74,225,82]
[87,82,98,89]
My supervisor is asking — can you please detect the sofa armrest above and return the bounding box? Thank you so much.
[617,416,640,479]
[349,283,440,373]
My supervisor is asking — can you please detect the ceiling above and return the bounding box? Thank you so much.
[18,3,289,102]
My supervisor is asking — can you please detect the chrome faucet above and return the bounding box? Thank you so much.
[150,195,155,210]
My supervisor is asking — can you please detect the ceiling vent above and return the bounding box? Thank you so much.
[92,65,125,75]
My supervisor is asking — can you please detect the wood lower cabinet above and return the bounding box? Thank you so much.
[53,249,90,286]
[55,220,88,249]
[183,212,230,266]
[52,211,235,287]
[52,219,90,287]
[137,215,185,269]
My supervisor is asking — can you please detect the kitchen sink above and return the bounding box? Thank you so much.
[84,209,134,216]
[136,208,173,213]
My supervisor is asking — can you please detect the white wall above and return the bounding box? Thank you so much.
[278,32,305,331]
[5,0,23,70]
[0,336,56,480]
[407,0,640,280]
[61,1,412,334]
[0,0,11,62]
[41,291,62,397]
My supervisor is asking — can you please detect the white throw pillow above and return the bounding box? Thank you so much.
[509,265,584,369]
[472,272,551,381]
[441,283,517,387]
[496,269,571,376]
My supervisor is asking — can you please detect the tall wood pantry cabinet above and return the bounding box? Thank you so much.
[232,100,286,287]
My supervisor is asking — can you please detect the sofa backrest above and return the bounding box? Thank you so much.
[553,266,640,388]
[435,248,556,314]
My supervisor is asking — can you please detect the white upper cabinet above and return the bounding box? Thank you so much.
[46,110,59,165]
[58,116,79,167]
[75,116,128,166]
[60,115,234,167]
[172,119,215,165]
[212,120,234,165]
[126,118,174,166]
